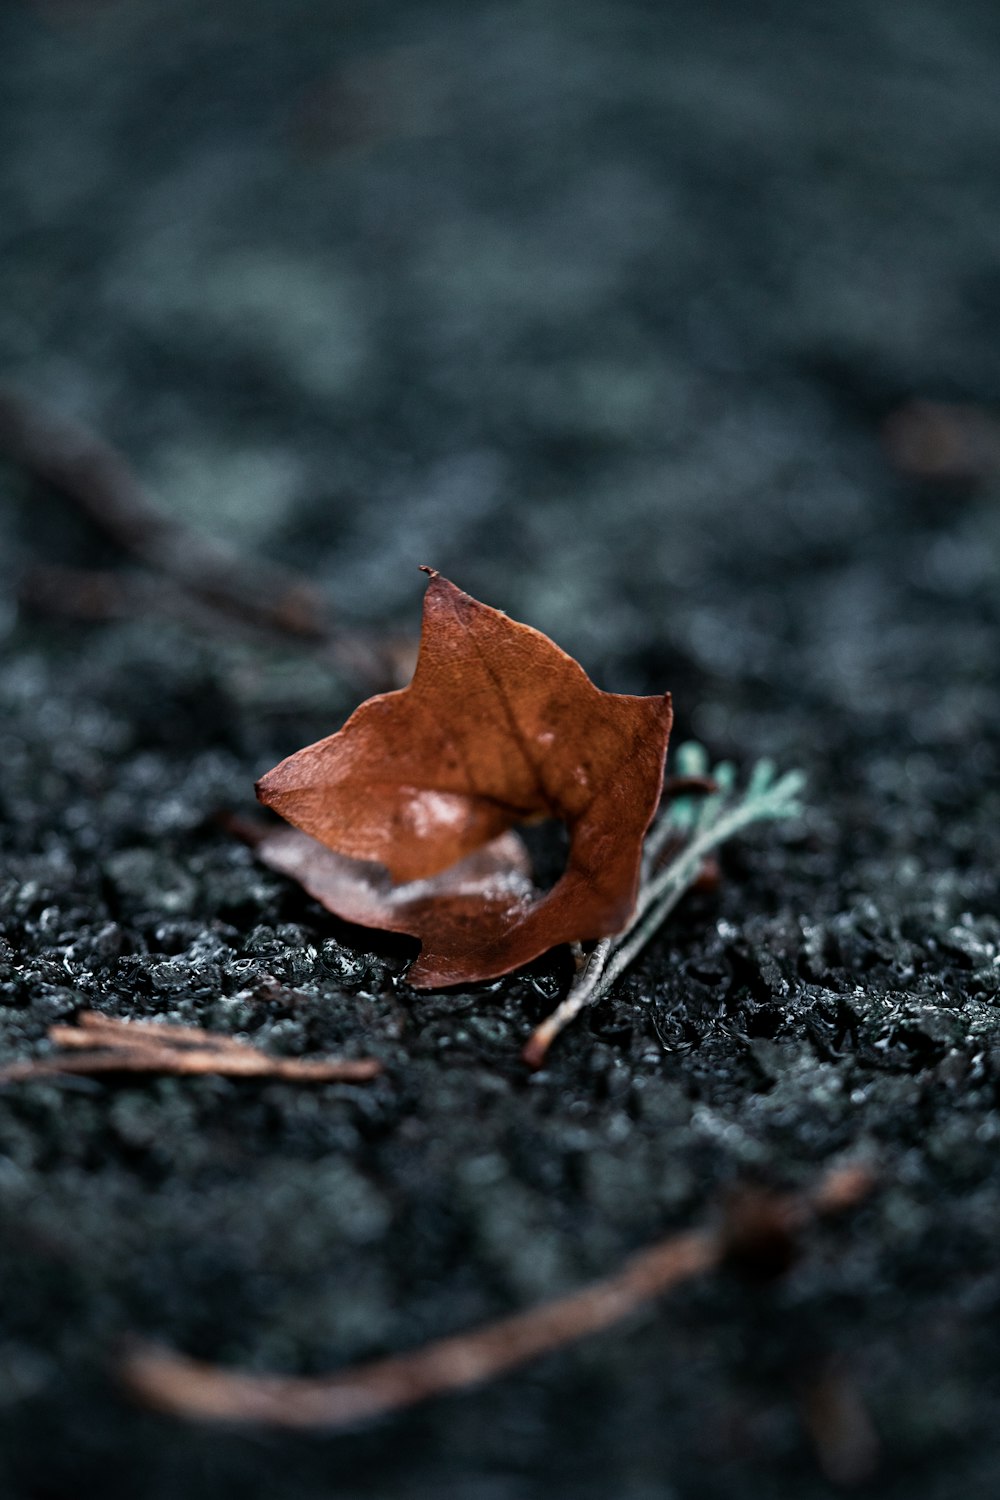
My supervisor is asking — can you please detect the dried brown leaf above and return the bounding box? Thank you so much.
[256,573,672,985]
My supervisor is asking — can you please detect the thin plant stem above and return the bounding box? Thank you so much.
[523,751,805,1067]
[521,940,612,1069]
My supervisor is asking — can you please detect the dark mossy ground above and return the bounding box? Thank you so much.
[2,3,1000,1497]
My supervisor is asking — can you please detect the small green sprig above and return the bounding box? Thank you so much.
[522,742,806,1067]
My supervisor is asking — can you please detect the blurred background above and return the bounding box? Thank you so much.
[2,2,1000,1497]
[4,0,998,699]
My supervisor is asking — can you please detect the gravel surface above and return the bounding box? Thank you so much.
[1,3,999,1496]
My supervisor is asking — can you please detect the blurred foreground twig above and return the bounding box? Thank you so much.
[121,1162,874,1432]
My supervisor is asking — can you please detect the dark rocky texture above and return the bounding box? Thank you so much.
[1,2,999,1496]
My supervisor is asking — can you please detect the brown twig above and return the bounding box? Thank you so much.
[0,386,405,687]
[123,1233,717,1428]
[62,1011,258,1049]
[120,1162,875,1431]
[0,388,328,636]
[0,1011,381,1085]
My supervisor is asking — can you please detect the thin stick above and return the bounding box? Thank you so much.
[0,1050,381,1083]
[521,940,611,1069]
[0,387,330,641]
[71,1011,257,1050]
[120,1163,873,1431]
[0,1013,381,1085]
[0,387,410,687]
[124,1230,718,1428]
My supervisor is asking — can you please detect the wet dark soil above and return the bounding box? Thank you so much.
[2,3,1000,1496]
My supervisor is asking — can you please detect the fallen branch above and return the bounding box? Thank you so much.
[0,1011,381,1085]
[120,1162,874,1431]
[522,745,805,1067]
[0,387,329,638]
[0,386,402,687]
